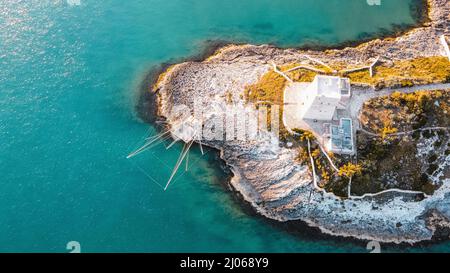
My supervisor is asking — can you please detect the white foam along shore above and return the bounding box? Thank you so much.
[153,0,450,244]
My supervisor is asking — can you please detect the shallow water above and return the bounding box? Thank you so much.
[0,0,447,252]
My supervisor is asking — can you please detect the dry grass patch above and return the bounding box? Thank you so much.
[344,57,450,89]
[360,90,450,133]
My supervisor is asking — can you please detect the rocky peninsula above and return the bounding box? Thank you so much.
[150,0,450,244]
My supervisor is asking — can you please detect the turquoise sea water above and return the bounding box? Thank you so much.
[0,0,448,253]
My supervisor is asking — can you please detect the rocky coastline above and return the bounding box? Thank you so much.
[149,0,450,244]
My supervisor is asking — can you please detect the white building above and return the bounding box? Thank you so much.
[283,75,355,155]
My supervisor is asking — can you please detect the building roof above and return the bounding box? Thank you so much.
[312,75,350,98]
[303,96,340,121]
[301,75,350,121]
[330,118,354,153]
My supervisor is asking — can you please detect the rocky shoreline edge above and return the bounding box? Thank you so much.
[140,0,450,245]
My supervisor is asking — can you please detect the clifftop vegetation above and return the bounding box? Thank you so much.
[344,57,450,89]
[353,90,450,196]
[360,90,450,133]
